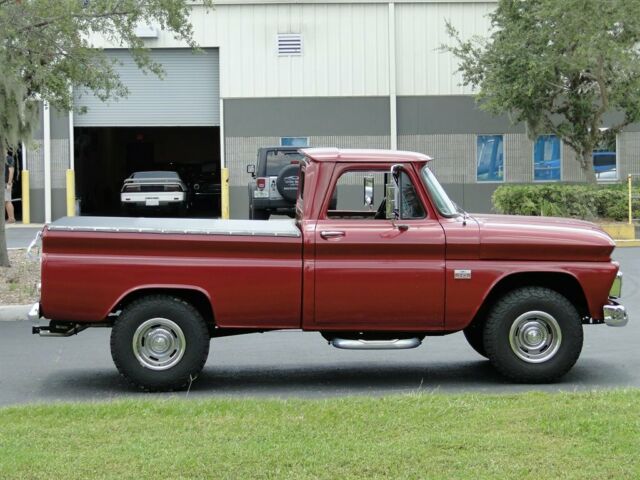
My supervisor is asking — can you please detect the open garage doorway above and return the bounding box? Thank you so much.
[74,126,221,217]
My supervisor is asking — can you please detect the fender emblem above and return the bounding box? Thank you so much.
[454,269,472,280]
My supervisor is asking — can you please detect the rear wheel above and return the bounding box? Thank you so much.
[111,295,210,391]
[484,287,583,383]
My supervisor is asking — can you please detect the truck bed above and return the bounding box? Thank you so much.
[40,216,303,328]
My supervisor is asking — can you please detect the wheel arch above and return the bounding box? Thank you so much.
[112,286,216,332]
[468,272,589,330]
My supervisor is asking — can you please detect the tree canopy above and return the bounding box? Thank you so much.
[0,0,211,267]
[445,0,640,183]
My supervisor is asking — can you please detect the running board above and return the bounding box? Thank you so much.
[329,338,422,350]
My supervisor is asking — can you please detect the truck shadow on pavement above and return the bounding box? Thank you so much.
[31,359,629,401]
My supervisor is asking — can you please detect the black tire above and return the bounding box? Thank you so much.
[275,164,300,202]
[122,204,135,217]
[463,322,487,358]
[177,203,188,217]
[111,295,210,392]
[250,206,270,220]
[484,287,583,383]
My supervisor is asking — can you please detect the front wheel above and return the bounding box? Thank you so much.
[484,287,583,383]
[111,295,210,391]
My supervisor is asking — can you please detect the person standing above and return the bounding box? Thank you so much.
[5,151,16,224]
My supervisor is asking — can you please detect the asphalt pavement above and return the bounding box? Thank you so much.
[0,248,638,406]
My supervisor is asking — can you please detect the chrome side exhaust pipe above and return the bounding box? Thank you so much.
[32,322,111,337]
[330,337,422,350]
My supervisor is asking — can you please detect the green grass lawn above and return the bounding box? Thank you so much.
[1,390,638,479]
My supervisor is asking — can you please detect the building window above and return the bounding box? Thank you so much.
[280,137,309,147]
[477,135,504,182]
[534,135,561,181]
[277,34,303,56]
[594,130,617,181]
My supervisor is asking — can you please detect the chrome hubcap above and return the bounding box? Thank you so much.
[132,318,186,371]
[509,311,562,363]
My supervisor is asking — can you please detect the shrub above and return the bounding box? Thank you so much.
[492,183,638,221]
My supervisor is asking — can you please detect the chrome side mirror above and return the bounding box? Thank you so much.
[386,164,402,220]
[385,184,398,220]
[363,176,374,208]
[246,164,256,176]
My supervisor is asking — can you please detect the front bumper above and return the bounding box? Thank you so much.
[603,301,628,327]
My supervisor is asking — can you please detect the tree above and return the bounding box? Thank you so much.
[0,0,211,267]
[444,0,640,184]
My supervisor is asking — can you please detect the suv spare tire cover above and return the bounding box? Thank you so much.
[276,164,301,202]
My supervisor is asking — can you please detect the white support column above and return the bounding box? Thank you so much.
[21,142,26,170]
[43,101,52,223]
[66,105,76,217]
[219,98,225,172]
[68,106,75,170]
[220,98,230,219]
[388,2,397,151]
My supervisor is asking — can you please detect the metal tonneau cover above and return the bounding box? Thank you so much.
[47,216,301,238]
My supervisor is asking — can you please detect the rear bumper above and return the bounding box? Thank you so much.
[28,302,41,323]
[603,301,628,327]
[120,192,186,206]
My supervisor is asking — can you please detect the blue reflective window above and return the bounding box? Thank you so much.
[593,131,617,181]
[534,135,561,181]
[280,137,309,147]
[477,135,504,182]
[593,151,617,180]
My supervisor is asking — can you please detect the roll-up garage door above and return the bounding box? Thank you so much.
[74,49,219,126]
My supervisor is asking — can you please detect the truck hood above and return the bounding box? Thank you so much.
[472,214,615,261]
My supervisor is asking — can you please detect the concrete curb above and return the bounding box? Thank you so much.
[5,223,45,229]
[0,304,30,322]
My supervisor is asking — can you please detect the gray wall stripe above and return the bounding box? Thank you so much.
[224,97,391,137]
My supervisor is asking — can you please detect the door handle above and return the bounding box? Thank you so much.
[320,230,346,239]
[395,223,410,232]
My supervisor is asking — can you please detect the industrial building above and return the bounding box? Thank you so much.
[14,0,640,223]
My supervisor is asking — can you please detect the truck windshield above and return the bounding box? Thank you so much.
[421,166,458,216]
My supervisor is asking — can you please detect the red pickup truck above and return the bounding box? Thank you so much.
[30,148,628,391]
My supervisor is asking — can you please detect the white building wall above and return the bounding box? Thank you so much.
[395,2,494,95]
[218,3,390,98]
[89,1,495,99]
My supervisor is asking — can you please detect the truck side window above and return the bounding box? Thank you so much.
[399,171,426,219]
[326,170,386,219]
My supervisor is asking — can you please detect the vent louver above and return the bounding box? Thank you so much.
[277,33,303,56]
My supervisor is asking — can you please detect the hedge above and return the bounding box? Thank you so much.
[491,183,640,221]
